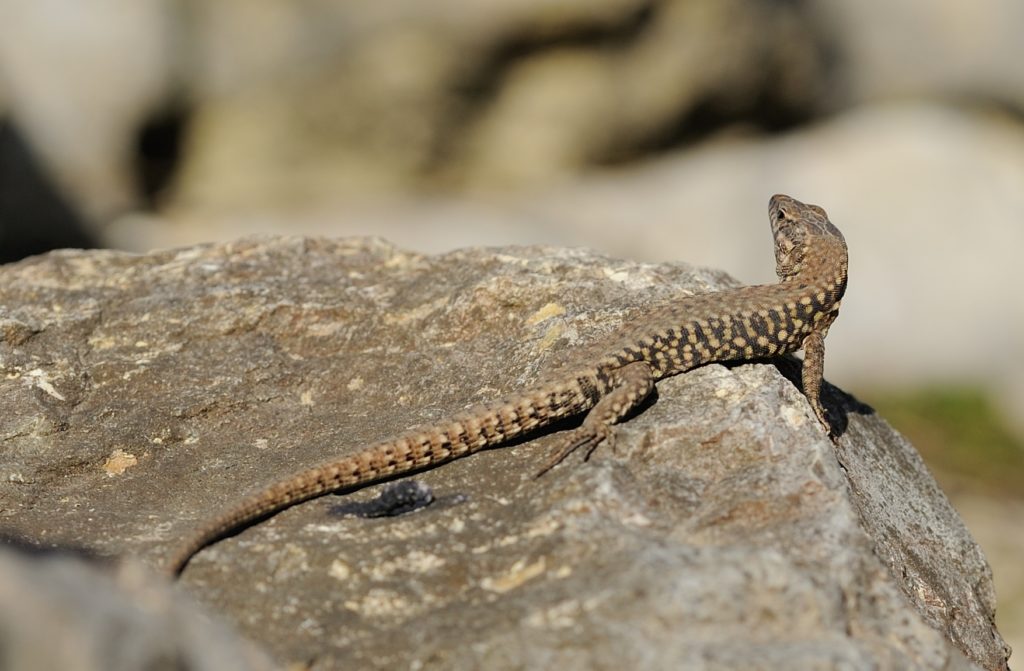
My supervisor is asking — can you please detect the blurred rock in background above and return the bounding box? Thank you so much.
[0,120,96,262]
[1,0,1022,657]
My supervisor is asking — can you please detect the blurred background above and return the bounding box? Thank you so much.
[0,0,1021,654]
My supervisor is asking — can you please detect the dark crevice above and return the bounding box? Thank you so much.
[459,0,659,102]
[0,531,105,564]
[601,82,818,166]
[133,102,190,208]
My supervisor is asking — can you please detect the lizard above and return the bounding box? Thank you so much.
[164,193,848,578]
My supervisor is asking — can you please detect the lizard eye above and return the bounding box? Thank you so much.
[775,209,787,221]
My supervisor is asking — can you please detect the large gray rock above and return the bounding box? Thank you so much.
[0,238,1010,670]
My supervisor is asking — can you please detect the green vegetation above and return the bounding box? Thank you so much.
[867,387,1024,497]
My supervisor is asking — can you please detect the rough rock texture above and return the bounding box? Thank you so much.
[0,238,1010,670]
[0,546,274,671]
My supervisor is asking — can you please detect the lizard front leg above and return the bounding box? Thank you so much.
[801,329,832,432]
[535,361,655,476]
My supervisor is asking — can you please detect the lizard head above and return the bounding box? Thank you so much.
[768,194,846,283]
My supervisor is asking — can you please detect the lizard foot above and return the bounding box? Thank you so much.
[534,423,613,478]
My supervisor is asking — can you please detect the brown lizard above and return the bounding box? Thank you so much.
[164,194,848,577]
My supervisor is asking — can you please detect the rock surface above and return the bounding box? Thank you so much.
[0,238,1010,670]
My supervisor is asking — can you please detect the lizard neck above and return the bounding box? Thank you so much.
[785,236,848,308]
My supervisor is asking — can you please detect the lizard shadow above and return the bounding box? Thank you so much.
[0,530,107,566]
[725,356,875,439]
[321,409,596,518]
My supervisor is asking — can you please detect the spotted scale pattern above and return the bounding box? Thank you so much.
[165,194,849,577]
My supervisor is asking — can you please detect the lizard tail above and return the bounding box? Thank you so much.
[163,468,339,578]
[163,381,594,578]
[163,419,486,578]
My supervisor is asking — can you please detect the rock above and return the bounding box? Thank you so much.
[0,238,1009,669]
[0,545,274,671]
